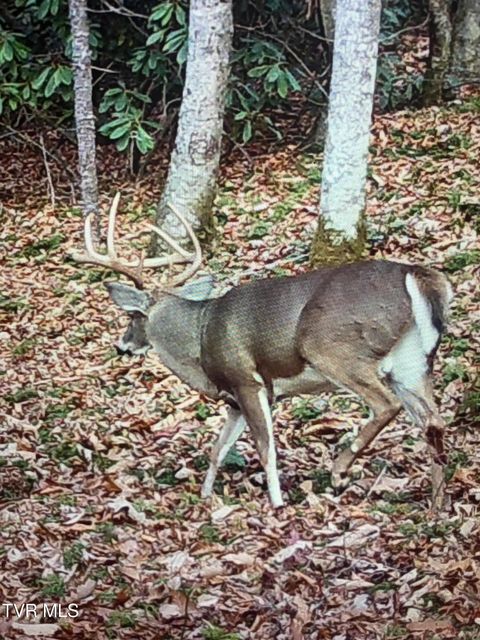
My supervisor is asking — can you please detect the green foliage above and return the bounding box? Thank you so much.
[229,39,301,143]
[444,250,480,273]
[1,0,429,154]
[63,542,85,569]
[195,402,212,421]
[202,625,240,640]
[40,574,66,598]
[223,447,247,470]
[376,0,426,110]
[292,399,324,422]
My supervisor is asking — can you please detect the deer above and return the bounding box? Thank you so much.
[72,194,453,509]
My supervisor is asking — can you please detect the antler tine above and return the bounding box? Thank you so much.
[145,223,192,259]
[164,203,202,287]
[71,194,199,288]
[106,191,121,258]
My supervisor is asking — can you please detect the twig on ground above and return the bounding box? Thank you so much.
[39,134,56,209]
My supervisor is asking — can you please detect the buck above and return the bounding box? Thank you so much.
[73,194,453,509]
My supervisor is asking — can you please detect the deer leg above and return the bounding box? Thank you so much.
[202,408,246,498]
[304,351,401,489]
[331,383,401,489]
[235,383,283,508]
[394,376,447,510]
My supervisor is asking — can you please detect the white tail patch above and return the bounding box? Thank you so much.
[379,273,440,396]
[405,273,439,355]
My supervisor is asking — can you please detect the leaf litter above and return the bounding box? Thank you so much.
[0,95,479,639]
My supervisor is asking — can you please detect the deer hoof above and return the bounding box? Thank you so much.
[331,468,350,492]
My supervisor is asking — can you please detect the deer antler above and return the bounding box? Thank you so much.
[147,203,202,287]
[71,193,202,289]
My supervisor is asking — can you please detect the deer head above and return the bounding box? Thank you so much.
[71,193,203,356]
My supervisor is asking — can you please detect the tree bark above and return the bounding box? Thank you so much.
[423,0,453,106]
[68,0,99,218]
[320,0,336,43]
[311,0,381,266]
[450,0,480,85]
[153,0,233,244]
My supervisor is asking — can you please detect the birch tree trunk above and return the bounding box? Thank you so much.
[68,0,98,218]
[311,0,381,266]
[450,0,480,85]
[423,0,452,106]
[153,0,233,244]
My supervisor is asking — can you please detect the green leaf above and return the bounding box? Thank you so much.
[44,72,59,98]
[234,111,249,121]
[150,2,171,21]
[2,41,14,62]
[175,5,186,26]
[116,135,130,152]
[109,123,132,139]
[176,41,187,65]
[285,69,301,91]
[277,73,288,98]
[266,65,280,83]
[146,31,164,47]
[38,0,51,19]
[32,67,51,90]
[58,66,72,85]
[242,120,252,143]
[248,65,270,78]
[135,128,154,154]
[160,4,174,26]
[163,29,186,53]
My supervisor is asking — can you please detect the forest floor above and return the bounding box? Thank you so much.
[0,95,479,640]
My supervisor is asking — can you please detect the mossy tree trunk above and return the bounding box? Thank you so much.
[450,0,480,85]
[311,0,381,267]
[153,0,233,247]
[68,0,99,219]
[423,0,453,106]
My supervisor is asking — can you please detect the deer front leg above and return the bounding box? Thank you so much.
[202,408,246,498]
[235,383,283,508]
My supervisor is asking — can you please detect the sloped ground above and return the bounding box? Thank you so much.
[0,97,479,640]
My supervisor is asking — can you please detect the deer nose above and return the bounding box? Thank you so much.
[115,344,133,356]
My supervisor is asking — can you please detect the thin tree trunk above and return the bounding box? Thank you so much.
[320,0,336,43]
[450,0,480,85]
[423,0,452,106]
[153,0,233,245]
[68,0,99,218]
[311,0,381,266]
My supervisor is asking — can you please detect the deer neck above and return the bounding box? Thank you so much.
[147,294,218,397]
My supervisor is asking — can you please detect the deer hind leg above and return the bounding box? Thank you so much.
[303,350,401,489]
[202,407,246,499]
[235,382,283,508]
[330,379,401,489]
[389,374,447,510]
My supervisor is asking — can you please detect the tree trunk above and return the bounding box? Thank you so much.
[311,0,381,267]
[68,0,99,218]
[320,0,336,43]
[450,0,480,85]
[423,0,452,106]
[153,0,233,244]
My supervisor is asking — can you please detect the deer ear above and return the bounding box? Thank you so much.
[105,282,152,314]
[177,275,216,301]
